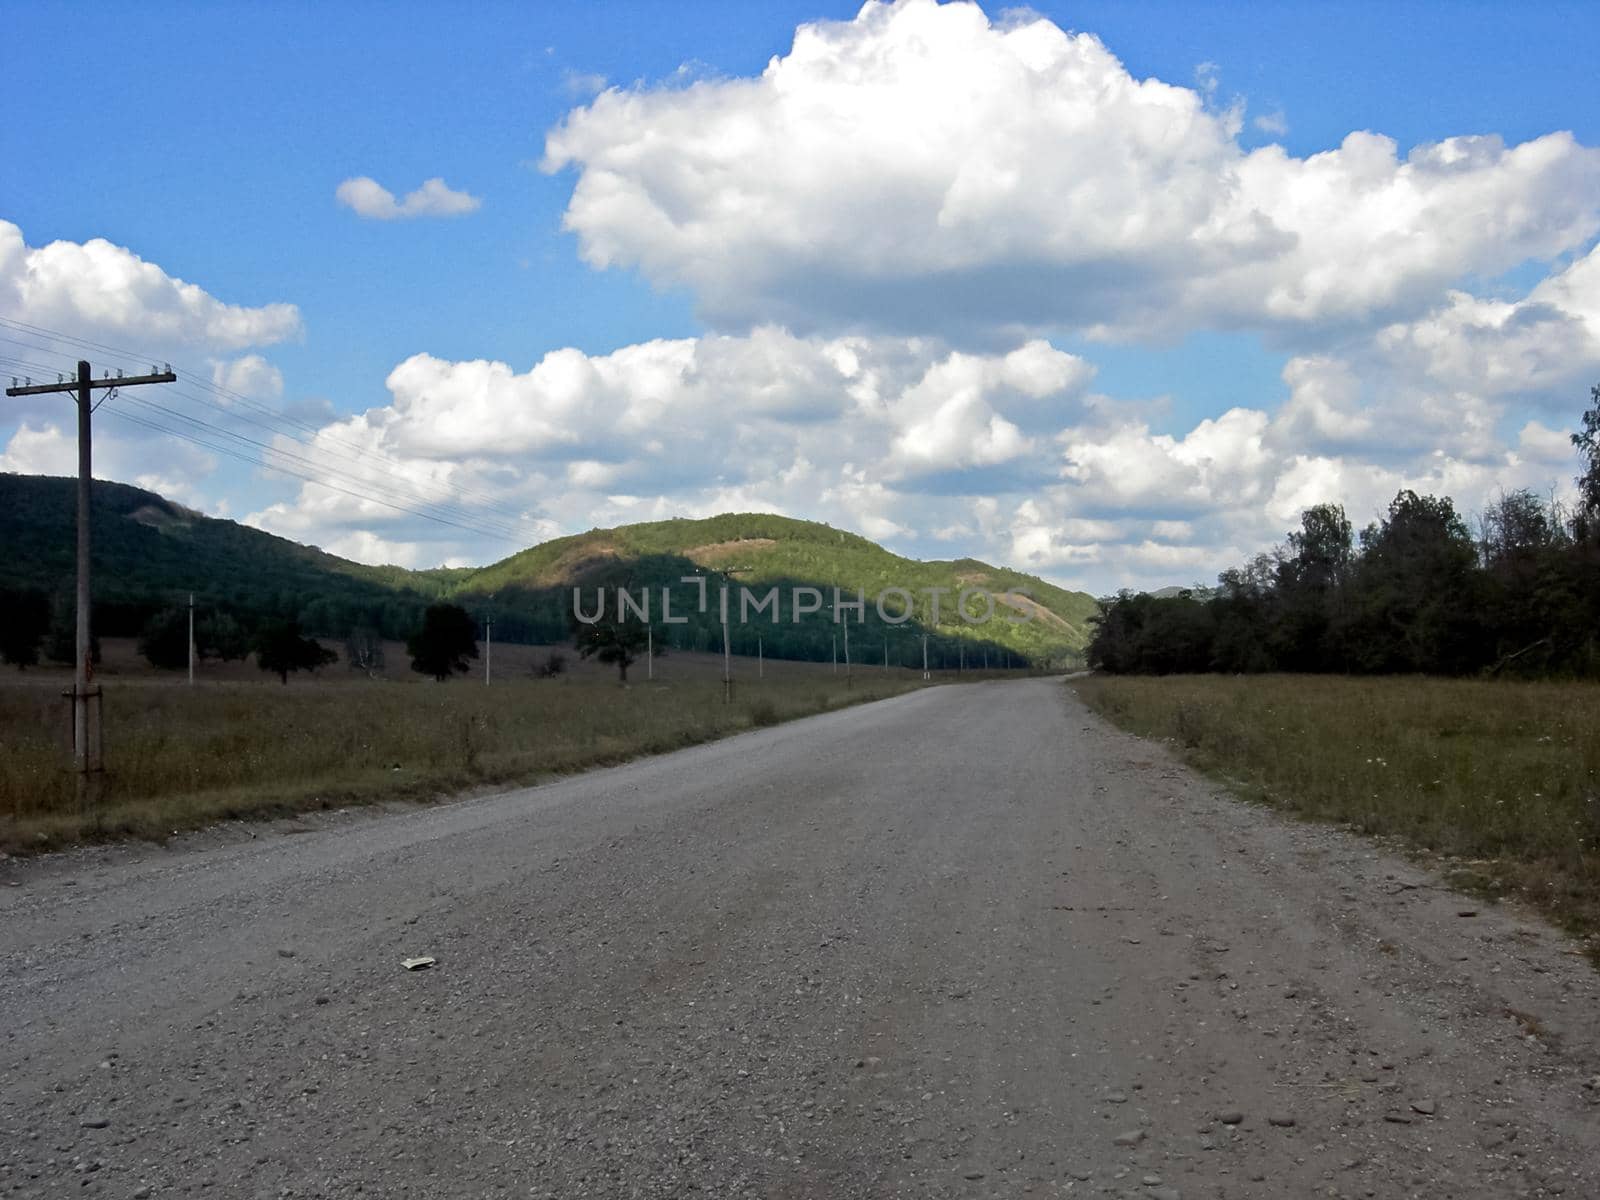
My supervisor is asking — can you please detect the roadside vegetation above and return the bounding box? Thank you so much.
[1073,673,1600,952]
[0,645,935,852]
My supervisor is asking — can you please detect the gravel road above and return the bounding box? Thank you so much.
[2,678,1597,1198]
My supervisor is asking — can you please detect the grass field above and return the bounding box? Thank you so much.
[0,638,982,852]
[1072,674,1600,951]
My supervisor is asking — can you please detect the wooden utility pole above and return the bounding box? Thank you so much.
[187,593,195,686]
[831,634,837,674]
[722,617,733,702]
[7,361,176,802]
[921,633,930,680]
[647,624,654,680]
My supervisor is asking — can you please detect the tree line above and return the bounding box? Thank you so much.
[1088,386,1600,678]
[0,594,490,685]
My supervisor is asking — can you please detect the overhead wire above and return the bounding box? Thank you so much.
[109,389,530,541]
[101,407,520,539]
[0,313,533,519]
[0,315,544,544]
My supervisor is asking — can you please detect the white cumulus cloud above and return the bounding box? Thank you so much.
[335,176,483,220]
[544,0,1600,343]
[211,353,284,400]
[0,220,301,352]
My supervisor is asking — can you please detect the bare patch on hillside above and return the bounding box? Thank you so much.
[127,503,189,531]
[534,541,622,585]
[996,590,1074,631]
[686,538,778,569]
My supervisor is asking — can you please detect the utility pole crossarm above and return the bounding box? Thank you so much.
[6,371,175,397]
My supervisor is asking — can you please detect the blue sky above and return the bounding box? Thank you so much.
[3,0,1598,590]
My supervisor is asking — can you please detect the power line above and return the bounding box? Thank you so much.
[0,315,544,541]
[0,316,538,521]
[109,392,530,541]
[103,407,525,540]
[0,315,530,515]
[159,377,538,529]
[6,343,532,540]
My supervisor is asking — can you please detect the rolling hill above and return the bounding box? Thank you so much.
[0,474,1098,666]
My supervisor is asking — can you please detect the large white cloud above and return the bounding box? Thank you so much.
[1014,243,1599,586]
[244,331,1099,558]
[544,0,1600,343]
[0,220,301,353]
[1268,240,1600,466]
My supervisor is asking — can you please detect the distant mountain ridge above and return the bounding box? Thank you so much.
[0,474,1097,665]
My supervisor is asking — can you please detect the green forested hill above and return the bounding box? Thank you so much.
[457,512,1098,665]
[0,476,1096,666]
[0,474,447,638]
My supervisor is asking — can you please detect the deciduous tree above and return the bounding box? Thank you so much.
[255,620,337,684]
[407,604,478,681]
[570,605,652,683]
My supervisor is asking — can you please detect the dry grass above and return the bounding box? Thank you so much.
[1072,674,1600,950]
[0,642,937,852]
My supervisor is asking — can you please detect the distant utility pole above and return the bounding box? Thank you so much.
[7,361,176,802]
[843,616,851,689]
[921,633,930,680]
[831,634,837,674]
[647,624,654,680]
[883,638,888,672]
[483,594,495,686]
[722,616,733,703]
[758,636,763,679]
[187,593,195,686]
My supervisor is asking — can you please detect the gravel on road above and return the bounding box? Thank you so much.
[2,678,1597,1197]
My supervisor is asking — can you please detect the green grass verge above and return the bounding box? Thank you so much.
[1071,674,1600,954]
[1,675,926,853]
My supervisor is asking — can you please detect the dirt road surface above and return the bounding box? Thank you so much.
[2,679,1597,1197]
